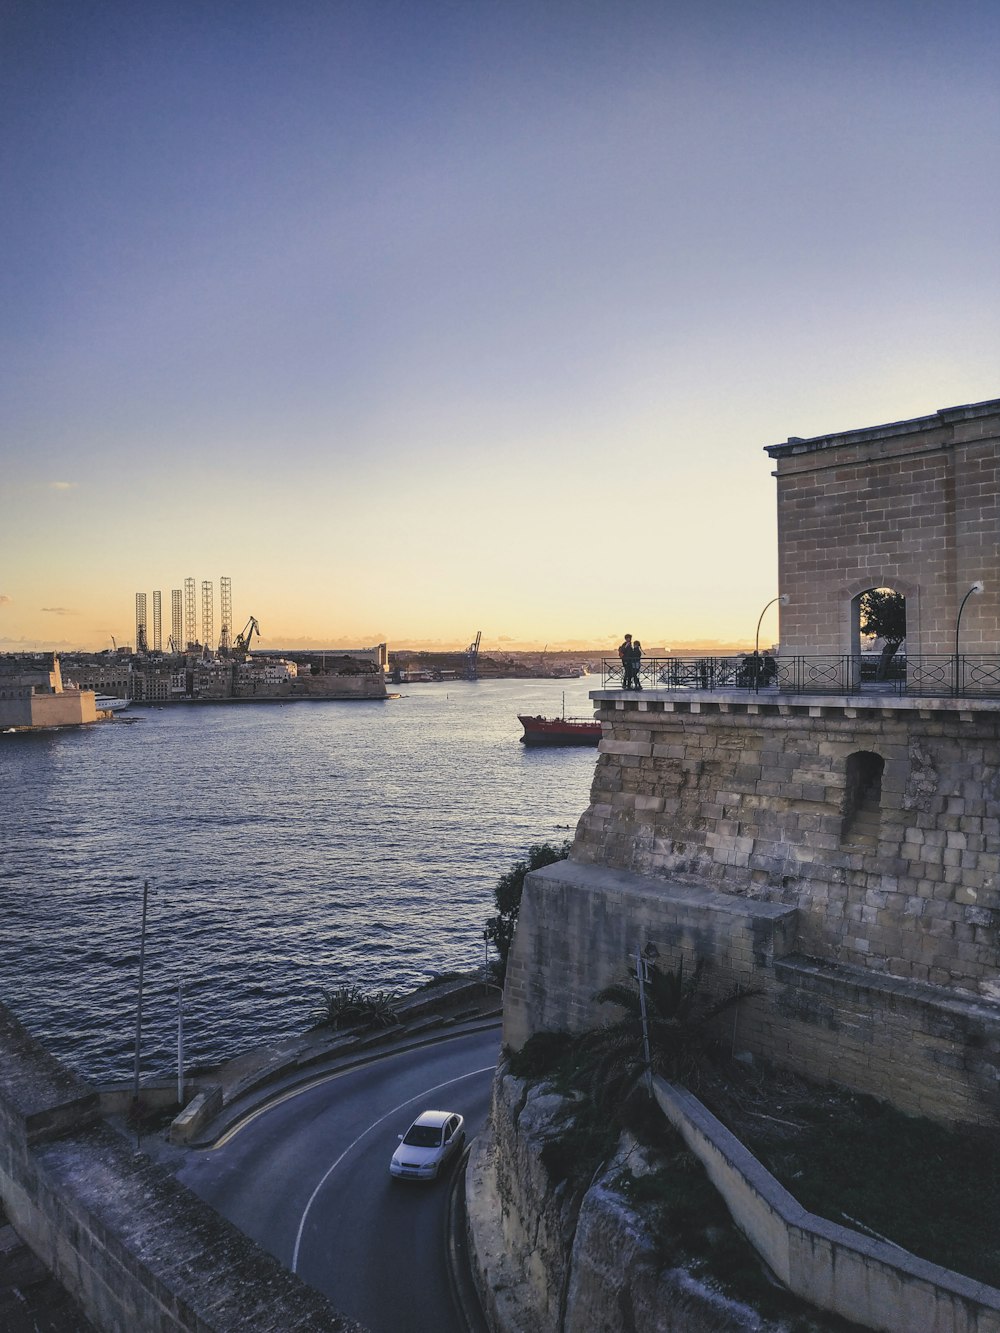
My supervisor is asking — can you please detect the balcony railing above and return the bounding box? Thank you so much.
[600,655,1000,699]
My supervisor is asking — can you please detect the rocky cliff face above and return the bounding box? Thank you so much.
[466,1064,764,1333]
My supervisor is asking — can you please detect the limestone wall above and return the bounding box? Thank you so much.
[503,858,1000,1126]
[653,1078,1000,1333]
[0,1004,362,1333]
[765,398,1000,656]
[576,695,1000,994]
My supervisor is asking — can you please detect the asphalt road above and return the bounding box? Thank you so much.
[177,1026,500,1333]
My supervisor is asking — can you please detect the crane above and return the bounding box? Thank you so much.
[466,630,482,681]
[232,616,260,656]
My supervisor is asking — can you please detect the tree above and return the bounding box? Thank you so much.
[580,959,758,1104]
[485,841,569,979]
[860,588,906,680]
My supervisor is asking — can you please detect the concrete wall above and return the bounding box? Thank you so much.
[0,1004,362,1333]
[764,398,1000,657]
[653,1077,1000,1333]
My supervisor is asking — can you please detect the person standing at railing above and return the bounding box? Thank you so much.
[618,634,633,689]
[631,640,643,690]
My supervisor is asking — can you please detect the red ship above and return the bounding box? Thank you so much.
[517,713,602,746]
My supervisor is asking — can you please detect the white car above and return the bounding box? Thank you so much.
[389,1109,466,1182]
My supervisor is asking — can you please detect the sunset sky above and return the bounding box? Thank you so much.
[2,1,997,654]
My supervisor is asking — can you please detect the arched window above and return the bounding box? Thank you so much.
[852,587,906,686]
[841,751,884,848]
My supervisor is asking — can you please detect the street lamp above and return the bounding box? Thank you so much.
[954,581,984,695]
[753,594,789,691]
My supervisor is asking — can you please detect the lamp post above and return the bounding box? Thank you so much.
[753,594,789,692]
[954,581,984,695]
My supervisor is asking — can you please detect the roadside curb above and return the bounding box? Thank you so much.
[189,1015,503,1149]
[446,1147,491,1333]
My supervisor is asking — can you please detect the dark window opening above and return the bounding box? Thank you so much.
[841,751,884,848]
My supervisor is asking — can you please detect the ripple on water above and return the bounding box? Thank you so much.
[0,677,599,1081]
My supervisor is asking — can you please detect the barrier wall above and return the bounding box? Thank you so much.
[653,1077,1000,1333]
[0,1004,362,1333]
[504,859,1000,1126]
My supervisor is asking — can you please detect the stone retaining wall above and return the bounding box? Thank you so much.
[504,859,1000,1126]
[576,697,1000,993]
[0,1004,362,1332]
[653,1077,1000,1333]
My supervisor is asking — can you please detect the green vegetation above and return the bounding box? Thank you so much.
[733,1085,1000,1289]
[484,841,569,979]
[860,587,906,678]
[310,984,400,1030]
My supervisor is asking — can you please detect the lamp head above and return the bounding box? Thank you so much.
[972,580,985,594]
[779,593,790,605]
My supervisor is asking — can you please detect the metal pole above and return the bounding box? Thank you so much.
[177,980,185,1106]
[954,582,984,696]
[132,879,149,1104]
[636,948,652,1093]
[754,594,787,693]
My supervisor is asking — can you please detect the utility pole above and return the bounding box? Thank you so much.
[636,947,653,1093]
[177,980,185,1107]
[132,880,150,1105]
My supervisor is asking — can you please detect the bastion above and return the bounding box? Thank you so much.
[504,397,1000,1128]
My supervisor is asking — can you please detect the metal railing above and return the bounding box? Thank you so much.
[601,655,1000,699]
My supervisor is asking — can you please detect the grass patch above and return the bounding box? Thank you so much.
[739,1090,1000,1287]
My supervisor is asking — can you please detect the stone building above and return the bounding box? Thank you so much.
[505,397,1000,1127]
[0,654,97,730]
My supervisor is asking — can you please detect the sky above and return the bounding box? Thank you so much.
[2,0,998,654]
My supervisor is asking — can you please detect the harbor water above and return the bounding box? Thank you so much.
[0,678,599,1084]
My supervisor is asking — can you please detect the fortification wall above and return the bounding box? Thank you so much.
[0,1004,361,1333]
[504,693,1000,1126]
[576,695,1000,992]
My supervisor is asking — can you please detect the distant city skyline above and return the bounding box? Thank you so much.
[2,2,998,654]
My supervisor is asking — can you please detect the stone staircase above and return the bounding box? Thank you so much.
[842,791,882,850]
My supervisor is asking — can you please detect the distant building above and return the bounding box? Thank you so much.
[0,655,97,729]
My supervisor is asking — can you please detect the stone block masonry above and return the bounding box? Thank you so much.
[504,692,1000,1126]
[0,1004,364,1333]
[764,398,1000,657]
[577,695,1000,994]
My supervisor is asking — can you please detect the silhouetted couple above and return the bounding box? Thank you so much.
[618,633,643,690]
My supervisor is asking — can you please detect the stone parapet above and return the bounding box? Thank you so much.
[0,1004,363,1332]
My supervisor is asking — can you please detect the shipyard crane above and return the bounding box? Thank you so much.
[466,630,482,681]
[232,616,260,656]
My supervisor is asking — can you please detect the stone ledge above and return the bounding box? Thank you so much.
[590,690,1000,718]
[774,953,1000,1026]
[536,858,798,928]
[654,1076,1000,1333]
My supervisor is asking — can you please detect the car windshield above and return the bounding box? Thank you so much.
[403,1124,443,1148]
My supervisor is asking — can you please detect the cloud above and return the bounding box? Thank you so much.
[0,594,11,606]
[41,606,79,616]
[49,481,78,491]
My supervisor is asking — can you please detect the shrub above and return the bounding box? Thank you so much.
[311,984,400,1030]
[484,841,569,980]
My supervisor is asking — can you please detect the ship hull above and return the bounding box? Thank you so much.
[518,714,601,746]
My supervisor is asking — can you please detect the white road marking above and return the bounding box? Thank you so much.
[291,1064,495,1273]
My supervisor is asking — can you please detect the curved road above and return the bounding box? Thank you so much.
[177,1027,500,1333]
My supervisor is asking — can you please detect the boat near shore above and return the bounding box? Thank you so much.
[94,695,130,713]
[518,711,602,746]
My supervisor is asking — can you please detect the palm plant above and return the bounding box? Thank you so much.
[311,984,400,1030]
[579,958,754,1107]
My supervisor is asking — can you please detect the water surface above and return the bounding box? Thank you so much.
[0,678,598,1083]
